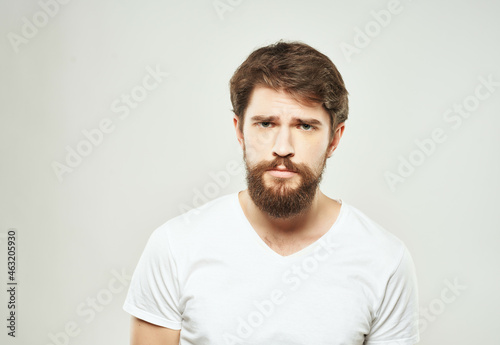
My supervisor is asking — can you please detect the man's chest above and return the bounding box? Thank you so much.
[177,256,374,345]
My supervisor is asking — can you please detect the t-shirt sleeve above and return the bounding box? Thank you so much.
[365,245,420,345]
[122,226,183,330]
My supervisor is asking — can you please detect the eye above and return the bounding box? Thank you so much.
[300,123,316,131]
[256,122,317,131]
[257,121,273,128]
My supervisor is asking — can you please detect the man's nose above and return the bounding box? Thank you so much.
[272,126,294,158]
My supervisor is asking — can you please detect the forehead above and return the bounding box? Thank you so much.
[245,86,328,121]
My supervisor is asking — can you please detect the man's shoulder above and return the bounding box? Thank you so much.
[152,191,239,239]
[339,201,408,261]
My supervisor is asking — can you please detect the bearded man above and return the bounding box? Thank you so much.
[123,40,420,345]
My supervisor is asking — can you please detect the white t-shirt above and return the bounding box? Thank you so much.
[123,191,420,345]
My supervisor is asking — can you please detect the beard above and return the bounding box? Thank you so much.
[243,149,328,219]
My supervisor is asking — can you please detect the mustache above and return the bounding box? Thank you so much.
[266,157,298,173]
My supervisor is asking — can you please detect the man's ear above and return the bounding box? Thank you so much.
[326,122,346,158]
[233,114,244,149]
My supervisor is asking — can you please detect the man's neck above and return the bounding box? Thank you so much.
[238,188,334,241]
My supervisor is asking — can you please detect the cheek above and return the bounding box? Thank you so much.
[297,140,328,168]
[243,131,275,160]
[243,137,261,164]
[297,137,327,155]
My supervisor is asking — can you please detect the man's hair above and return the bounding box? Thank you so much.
[229,40,349,142]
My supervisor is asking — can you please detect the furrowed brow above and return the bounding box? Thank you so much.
[250,115,279,122]
[250,115,323,126]
[294,117,323,126]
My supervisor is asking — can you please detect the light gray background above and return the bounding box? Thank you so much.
[1,0,499,344]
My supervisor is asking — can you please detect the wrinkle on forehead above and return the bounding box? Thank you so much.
[246,86,327,120]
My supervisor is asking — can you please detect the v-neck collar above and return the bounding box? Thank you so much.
[232,190,346,262]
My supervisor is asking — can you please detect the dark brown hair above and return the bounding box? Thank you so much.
[229,40,349,141]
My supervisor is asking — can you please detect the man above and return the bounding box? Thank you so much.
[123,40,420,345]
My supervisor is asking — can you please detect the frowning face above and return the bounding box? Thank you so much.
[233,86,344,219]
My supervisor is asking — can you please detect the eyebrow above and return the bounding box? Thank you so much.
[249,115,324,126]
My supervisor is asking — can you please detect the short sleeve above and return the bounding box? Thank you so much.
[365,246,420,345]
[122,227,182,330]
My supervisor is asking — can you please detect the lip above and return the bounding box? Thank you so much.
[267,169,297,178]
